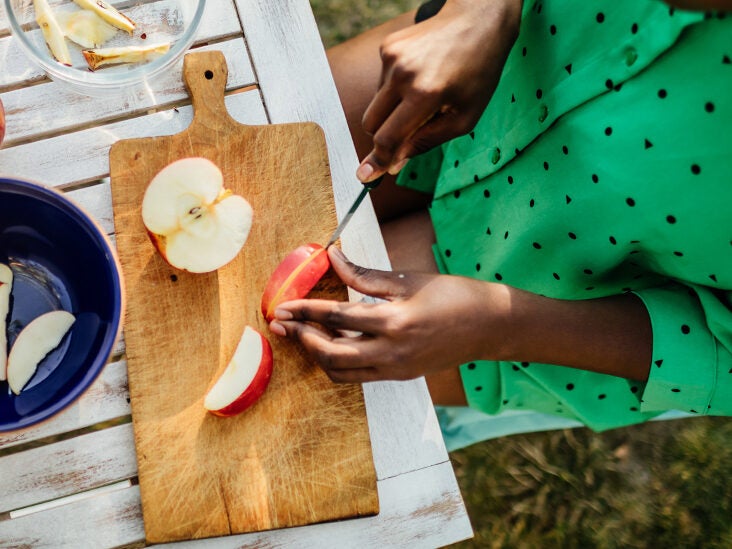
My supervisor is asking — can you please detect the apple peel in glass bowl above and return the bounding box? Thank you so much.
[141,157,253,274]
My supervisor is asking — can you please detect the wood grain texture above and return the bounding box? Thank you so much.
[109,50,378,543]
[0,423,137,514]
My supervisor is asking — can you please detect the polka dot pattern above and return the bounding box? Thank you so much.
[400,1,732,432]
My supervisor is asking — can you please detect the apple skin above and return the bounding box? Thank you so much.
[260,243,331,322]
[0,97,6,146]
[204,327,273,417]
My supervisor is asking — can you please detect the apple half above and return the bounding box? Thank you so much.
[203,325,273,417]
[141,157,253,274]
[7,310,76,395]
[260,243,331,322]
[0,263,13,382]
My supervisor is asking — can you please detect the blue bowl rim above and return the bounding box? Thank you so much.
[0,176,125,432]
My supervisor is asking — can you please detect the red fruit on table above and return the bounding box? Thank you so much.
[261,243,331,322]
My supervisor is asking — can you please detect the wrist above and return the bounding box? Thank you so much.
[496,286,652,381]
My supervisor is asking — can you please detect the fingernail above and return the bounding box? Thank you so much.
[356,162,374,182]
[269,321,286,336]
[388,158,408,175]
[329,246,346,261]
[273,309,293,320]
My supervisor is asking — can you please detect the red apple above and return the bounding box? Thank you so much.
[203,325,273,417]
[0,97,5,146]
[260,243,331,322]
[141,157,253,273]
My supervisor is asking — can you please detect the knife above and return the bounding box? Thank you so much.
[325,175,384,247]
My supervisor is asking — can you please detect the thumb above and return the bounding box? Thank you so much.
[328,246,407,301]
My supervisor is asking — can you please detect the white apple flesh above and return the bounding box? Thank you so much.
[57,9,118,49]
[0,263,13,382]
[34,0,72,66]
[141,157,253,274]
[7,310,75,395]
[72,0,135,34]
[204,325,273,417]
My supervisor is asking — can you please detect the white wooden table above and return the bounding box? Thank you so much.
[0,1,473,547]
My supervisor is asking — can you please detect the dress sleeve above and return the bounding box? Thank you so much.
[633,283,732,415]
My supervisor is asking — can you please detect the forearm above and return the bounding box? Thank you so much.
[493,286,653,381]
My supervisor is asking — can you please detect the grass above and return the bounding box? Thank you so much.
[448,418,732,548]
[308,2,732,547]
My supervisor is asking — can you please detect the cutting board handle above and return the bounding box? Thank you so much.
[183,50,241,132]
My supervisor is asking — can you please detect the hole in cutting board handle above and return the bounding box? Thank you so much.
[204,70,214,80]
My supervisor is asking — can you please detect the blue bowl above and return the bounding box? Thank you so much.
[0,177,124,432]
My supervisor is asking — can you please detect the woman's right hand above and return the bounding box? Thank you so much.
[356,0,523,182]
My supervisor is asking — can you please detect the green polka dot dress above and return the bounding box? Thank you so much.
[398,0,732,431]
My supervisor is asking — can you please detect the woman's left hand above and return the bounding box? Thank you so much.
[268,246,511,383]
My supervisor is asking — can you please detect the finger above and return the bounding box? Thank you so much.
[272,298,387,335]
[361,80,401,137]
[395,110,475,160]
[364,98,440,175]
[271,318,382,370]
[328,246,410,300]
[324,366,384,384]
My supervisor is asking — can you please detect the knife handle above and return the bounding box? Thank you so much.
[363,175,384,190]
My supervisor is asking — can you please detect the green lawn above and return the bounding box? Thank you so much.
[308,2,732,547]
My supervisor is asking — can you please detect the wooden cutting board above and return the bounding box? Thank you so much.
[109,50,378,544]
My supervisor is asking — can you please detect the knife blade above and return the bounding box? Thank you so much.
[326,176,383,247]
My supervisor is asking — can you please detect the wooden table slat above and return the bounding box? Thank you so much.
[0,89,267,193]
[0,462,472,549]
[0,423,137,514]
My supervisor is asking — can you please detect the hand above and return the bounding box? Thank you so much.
[268,246,512,383]
[269,247,654,384]
[356,0,523,182]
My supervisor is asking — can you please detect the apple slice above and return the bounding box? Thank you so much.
[72,0,135,34]
[83,43,171,71]
[203,325,273,417]
[0,263,13,382]
[141,157,253,273]
[7,310,76,395]
[261,243,331,322]
[57,9,119,49]
[34,0,72,66]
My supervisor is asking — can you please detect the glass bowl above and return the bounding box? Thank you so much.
[0,177,125,431]
[3,0,206,96]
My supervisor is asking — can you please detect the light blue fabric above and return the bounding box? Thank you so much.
[437,405,694,452]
